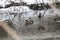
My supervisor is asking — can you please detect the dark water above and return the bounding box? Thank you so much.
[0,26,8,38]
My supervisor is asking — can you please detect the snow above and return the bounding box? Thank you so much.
[0,6,30,12]
[0,0,10,7]
[0,0,58,7]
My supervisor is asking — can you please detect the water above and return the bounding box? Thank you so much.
[0,26,14,40]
